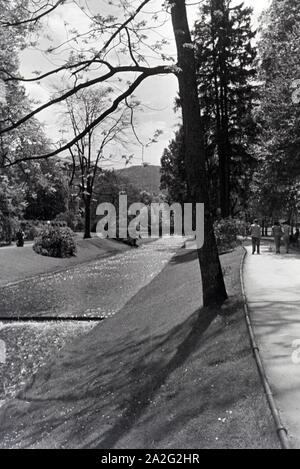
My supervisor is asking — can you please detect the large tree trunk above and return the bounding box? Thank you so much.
[84,197,92,239]
[170,0,227,306]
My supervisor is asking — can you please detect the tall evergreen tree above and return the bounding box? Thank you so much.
[194,0,257,217]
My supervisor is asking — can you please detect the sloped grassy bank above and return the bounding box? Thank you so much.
[0,246,279,448]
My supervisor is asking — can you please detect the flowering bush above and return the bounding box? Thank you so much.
[33,225,76,258]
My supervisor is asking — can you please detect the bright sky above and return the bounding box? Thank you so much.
[19,0,270,168]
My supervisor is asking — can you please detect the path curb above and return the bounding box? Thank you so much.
[240,246,290,450]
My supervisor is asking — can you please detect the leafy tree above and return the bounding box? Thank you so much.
[94,170,142,208]
[24,159,68,220]
[92,169,142,234]
[250,0,300,222]
[63,87,137,238]
[160,126,188,205]
[0,1,61,235]
[0,0,34,166]
[0,172,26,243]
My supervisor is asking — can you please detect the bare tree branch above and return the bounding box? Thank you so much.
[0,60,112,83]
[125,27,139,67]
[74,0,152,74]
[3,66,173,167]
[0,65,172,135]
[125,97,145,147]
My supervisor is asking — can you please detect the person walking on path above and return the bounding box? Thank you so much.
[272,221,283,254]
[282,221,291,254]
[250,219,262,255]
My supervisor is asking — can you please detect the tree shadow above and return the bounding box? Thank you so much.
[88,304,217,448]
[0,304,220,448]
[170,249,199,265]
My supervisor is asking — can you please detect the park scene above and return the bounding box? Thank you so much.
[0,0,299,451]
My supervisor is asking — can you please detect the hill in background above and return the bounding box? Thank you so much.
[116,165,161,194]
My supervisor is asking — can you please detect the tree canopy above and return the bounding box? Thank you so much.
[249,0,300,221]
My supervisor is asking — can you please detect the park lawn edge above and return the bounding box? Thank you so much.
[102,246,282,449]
[187,246,281,448]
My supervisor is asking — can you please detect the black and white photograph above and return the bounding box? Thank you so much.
[0,0,299,452]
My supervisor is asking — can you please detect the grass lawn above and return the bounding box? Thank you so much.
[0,245,280,449]
[199,246,280,448]
[0,237,129,287]
[107,246,280,449]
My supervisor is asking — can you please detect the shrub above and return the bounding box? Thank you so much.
[214,218,248,253]
[33,225,76,258]
[55,210,84,232]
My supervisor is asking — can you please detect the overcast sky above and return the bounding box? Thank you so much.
[19,0,270,168]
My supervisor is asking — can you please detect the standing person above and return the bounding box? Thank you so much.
[294,228,300,247]
[16,228,25,247]
[282,220,291,254]
[272,221,283,254]
[250,219,261,255]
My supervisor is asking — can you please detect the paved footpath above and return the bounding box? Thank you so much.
[243,244,300,448]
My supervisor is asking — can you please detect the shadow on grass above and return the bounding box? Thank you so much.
[0,247,280,449]
[94,305,217,449]
[170,249,199,265]
[0,304,218,448]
